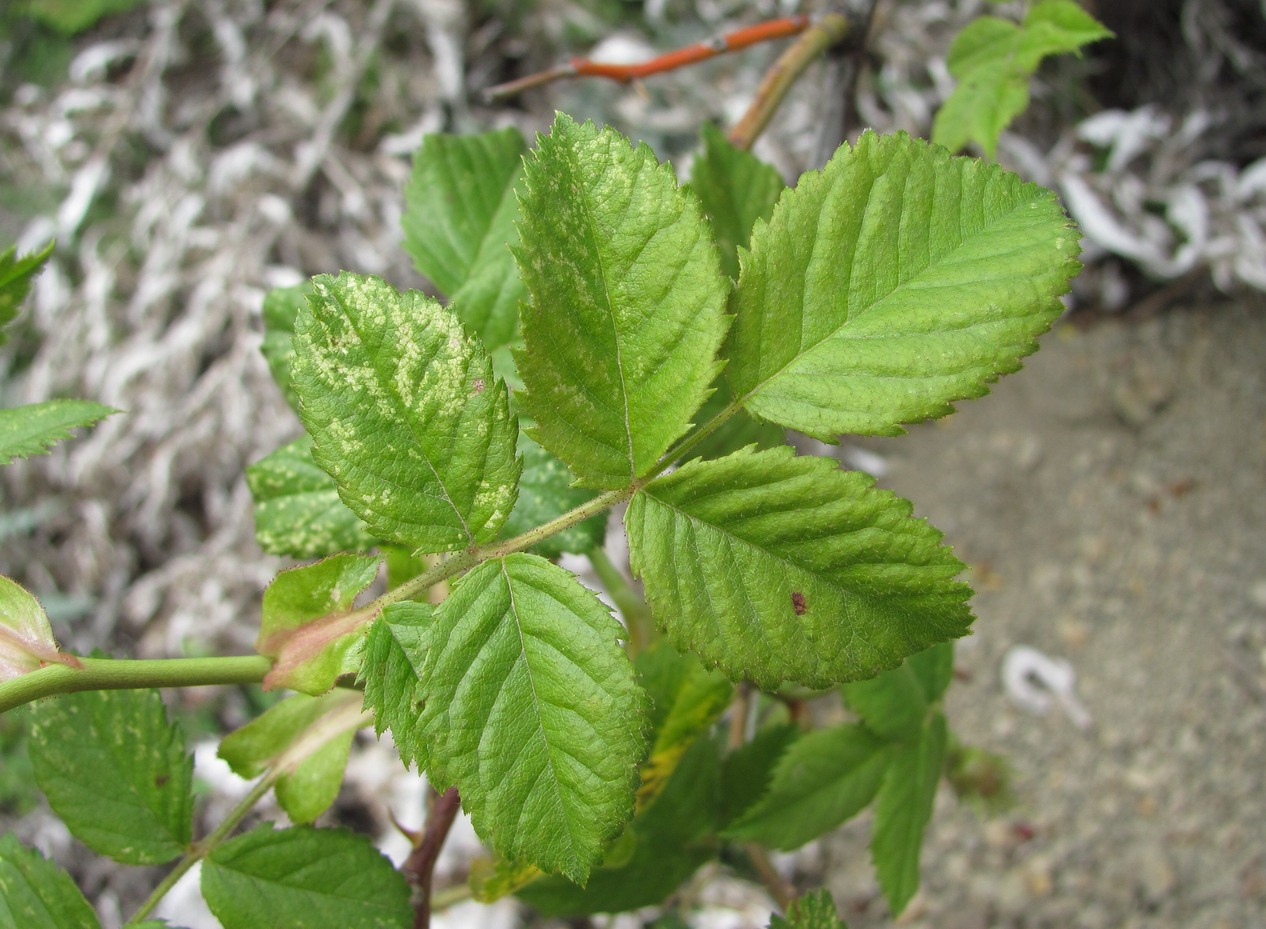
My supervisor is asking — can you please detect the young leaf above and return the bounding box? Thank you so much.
[724,723,890,850]
[842,642,954,741]
[517,734,721,915]
[0,241,54,343]
[218,690,366,825]
[359,600,431,770]
[419,553,646,883]
[870,712,948,915]
[0,834,102,929]
[26,689,193,865]
[498,429,608,558]
[246,436,376,558]
[932,1,1112,157]
[727,131,1081,440]
[515,113,730,489]
[202,824,411,929]
[769,889,849,929]
[259,282,312,413]
[626,446,973,689]
[256,553,381,694]
[402,127,527,350]
[0,400,118,466]
[292,272,520,553]
[0,577,62,682]
[690,124,784,280]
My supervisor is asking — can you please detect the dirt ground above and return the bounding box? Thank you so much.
[817,296,1266,929]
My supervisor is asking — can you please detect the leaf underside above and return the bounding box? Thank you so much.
[626,445,972,689]
[728,130,1081,441]
[420,553,646,883]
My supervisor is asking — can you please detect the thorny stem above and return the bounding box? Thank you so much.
[728,13,853,151]
[404,785,463,929]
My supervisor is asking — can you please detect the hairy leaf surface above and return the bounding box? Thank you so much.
[728,131,1081,440]
[626,446,972,688]
[359,601,431,770]
[403,127,527,349]
[0,400,117,466]
[871,712,947,915]
[0,835,101,929]
[246,436,375,558]
[420,554,646,882]
[292,272,520,552]
[690,124,784,280]
[515,113,729,488]
[202,825,411,929]
[27,689,192,865]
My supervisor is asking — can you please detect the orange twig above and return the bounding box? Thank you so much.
[485,16,811,101]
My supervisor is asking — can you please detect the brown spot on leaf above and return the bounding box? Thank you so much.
[791,591,807,615]
[471,377,486,394]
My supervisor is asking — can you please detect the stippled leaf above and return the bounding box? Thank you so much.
[292,273,520,552]
[27,689,193,865]
[515,114,729,489]
[246,435,375,558]
[202,825,410,929]
[359,600,431,770]
[626,446,972,689]
[257,553,381,694]
[727,131,1080,440]
[0,241,53,344]
[0,400,117,466]
[403,127,527,350]
[420,554,646,882]
[0,835,101,929]
[690,124,784,280]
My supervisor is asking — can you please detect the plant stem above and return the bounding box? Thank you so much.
[404,785,463,929]
[127,772,278,925]
[0,655,272,715]
[728,13,852,151]
[651,400,742,479]
[588,547,653,654]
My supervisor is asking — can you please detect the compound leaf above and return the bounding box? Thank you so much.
[0,400,117,466]
[626,446,972,689]
[27,689,192,865]
[292,272,520,553]
[724,723,890,850]
[359,600,431,770]
[257,553,381,695]
[690,124,784,280]
[403,127,527,350]
[871,712,947,915]
[202,825,410,929]
[728,131,1080,440]
[0,241,53,343]
[0,834,101,929]
[420,553,646,882]
[246,435,375,559]
[515,113,729,489]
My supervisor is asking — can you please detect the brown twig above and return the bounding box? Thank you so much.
[484,16,811,101]
[403,786,463,929]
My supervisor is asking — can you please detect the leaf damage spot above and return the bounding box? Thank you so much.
[791,591,807,615]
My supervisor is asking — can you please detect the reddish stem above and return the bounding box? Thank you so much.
[403,786,462,929]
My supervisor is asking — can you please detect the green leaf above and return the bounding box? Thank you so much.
[218,690,366,824]
[0,241,53,344]
[0,577,61,682]
[690,124,784,280]
[257,553,381,695]
[498,429,607,558]
[0,834,101,929]
[843,642,954,741]
[769,889,849,929]
[246,436,376,558]
[724,723,890,850]
[403,127,527,350]
[420,553,646,882]
[517,733,720,915]
[202,824,411,929]
[727,131,1080,440]
[26,689,193,865]
[0,400,118,466]
[718,722,799,829]
[626,446,973,689]
[871,712,947,915]
[292,272,520,552]
[515,113,730,489]
[359,600,431,770]
[932,2,1112,157]
[259,282,312,413]
[687,376,786,462]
